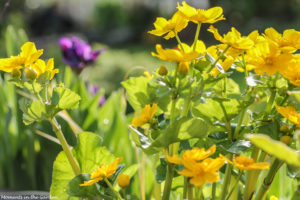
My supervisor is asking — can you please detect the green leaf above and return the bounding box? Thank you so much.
[150,117,209,148]
[53,85,81,110]
[50,132,117,199]
[19,98,54,125]
[122,76,152,112]
[246,134,300,167]
[193,98,241,122]
[218,139,251,154]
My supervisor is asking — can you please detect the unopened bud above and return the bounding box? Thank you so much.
[158,65,168,76]
[280,135,291,145]
[280,124,290,132]
[178,62,189,75]
[11,68,21,78]
[118,174,130,188]
[25,67,37,81]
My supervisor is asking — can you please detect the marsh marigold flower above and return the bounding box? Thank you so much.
[148,11,188,40]
[275,105,300,125]
[264,28,300,53]
[131,104,157,127]
[179,157,226,187]
[280,61,300,86]
[152,44,199,62]
[208,26,254,51]
[31,58,59,80]
[80,158,122,186]
[118,174,130,188]
[233,156,270,170]
[166,145,226,187]
[245,41,293,76]
[177,1,225,24]
[270,195,278,200]
[0,42,43,72]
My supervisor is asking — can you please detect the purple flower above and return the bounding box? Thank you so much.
[59,36,105,70]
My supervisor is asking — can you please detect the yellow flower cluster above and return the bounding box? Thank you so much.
[166,145,226,187]
[148,1,300,85]
[0,42,59,81]
[166,145,269,186]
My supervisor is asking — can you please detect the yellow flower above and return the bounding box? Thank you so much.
[245,41,293,76]
[275,105,300,125]
[180,40,207,54]
[233,156,270,170]
[208,26,254,51]
[31,58,59,80]
[264,27,300,53]
[179,157,226,187]
[166,145,216,164]
[280,61,300,86]
[152,44,199,62]
[80,158,122,186]
[131,104,157,127]
[177,1,225,24]
[0,56,24,72]
[19,42,44,66]
[148,11,188,40]
[0,42,43,73]
[118,174,130,188]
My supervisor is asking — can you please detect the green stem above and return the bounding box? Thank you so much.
[49,118,81,175]
[220,155,233,200]
[211,182,216,200]
[193,23,202,51]
[263,89,276,120]
[183,177,188,200]
[254,159,283,200]
[187,182,194,200]
[122,189,127,200]
[104,178,123,200]
[207,45,230,73]
[162,163,175,200]
[225,171,243,200]
[244,147,260,200]
[219,102,233,140]
[234,105,246,139]
[175,32,185,52]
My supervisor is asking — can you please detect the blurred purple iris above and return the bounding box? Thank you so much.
[59,36,105,70]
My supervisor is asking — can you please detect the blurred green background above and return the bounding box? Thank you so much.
[0,0,299,198]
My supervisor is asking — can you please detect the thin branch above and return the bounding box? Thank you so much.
[0,0,13,22]
[35,129,60,145]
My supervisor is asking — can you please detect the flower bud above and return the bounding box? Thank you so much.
[280,124,290,132]
[280,135,291,145]
[11,68,21,78]
[118,174,130,188]
[25,67,37,81]
[158,65,168,76]
[178,62,189,75]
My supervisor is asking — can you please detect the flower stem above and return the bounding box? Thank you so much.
[104,178,123,200]
[49,118,81,175]
[211,182,216,200]
[254,159,283,200]
[233,105,246,139]
[193,23,202,51]
[225,171,243,200]
[220,154,233,200]
[187,182,194,200]
[162,163,175,200]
